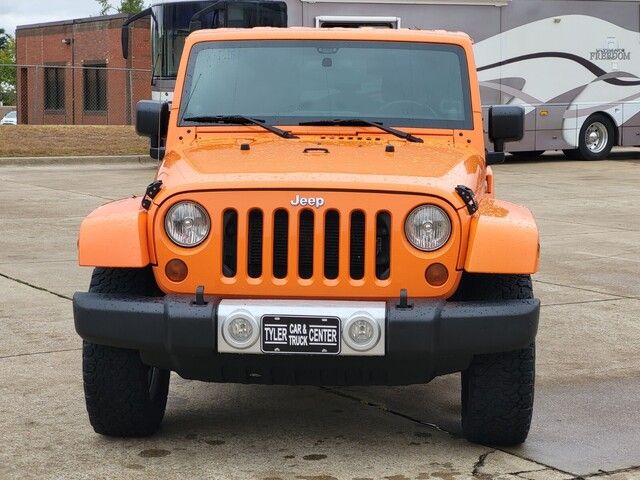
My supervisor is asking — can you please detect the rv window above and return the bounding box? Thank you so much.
[320,21,394,28]
[316,16,400,29]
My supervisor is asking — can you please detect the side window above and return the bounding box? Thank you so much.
[83,64,108,112]
[44,67,65,111]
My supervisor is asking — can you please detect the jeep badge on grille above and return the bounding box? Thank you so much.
[290,195,325,208]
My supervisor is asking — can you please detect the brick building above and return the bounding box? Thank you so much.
[16,14,151,125]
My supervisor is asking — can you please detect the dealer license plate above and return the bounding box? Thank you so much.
[261,315,341,354]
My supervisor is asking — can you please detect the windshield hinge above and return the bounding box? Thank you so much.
[141,180,163,210]
[455,185,478,215]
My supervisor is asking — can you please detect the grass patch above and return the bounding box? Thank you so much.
[0,125,148,157]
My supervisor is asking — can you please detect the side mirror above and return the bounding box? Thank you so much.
[488,105,525,153]
[121,26,129,59]
[121,8,152,60]
[136,100,170,160]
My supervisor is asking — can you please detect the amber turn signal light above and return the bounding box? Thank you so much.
[166,259,188,282]
[425,263,449,286]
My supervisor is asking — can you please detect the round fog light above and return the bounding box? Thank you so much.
[165,259,188,282]
[344,314,380,352]
[425,263,449,286]
[223,313,259,349]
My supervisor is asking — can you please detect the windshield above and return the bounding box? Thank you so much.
[179,40,473,129]
[5,111,16,119]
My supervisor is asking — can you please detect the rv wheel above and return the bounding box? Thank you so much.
[565,114,615,161]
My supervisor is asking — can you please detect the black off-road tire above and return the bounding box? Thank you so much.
[564,113,615,161]
[83,267,170,437]
[89,267,163,297]
[455,274,535,445]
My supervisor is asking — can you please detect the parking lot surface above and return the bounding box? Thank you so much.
[1,152,639,479]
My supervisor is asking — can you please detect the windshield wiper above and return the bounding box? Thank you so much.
[182,115,298,139]
[298,119,423,143]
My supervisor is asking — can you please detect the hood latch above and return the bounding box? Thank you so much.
[141,180,163,210]
[455,185,479,215]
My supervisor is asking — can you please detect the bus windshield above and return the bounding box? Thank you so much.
[152,1,287,80]
[152,2,213,79]
[179,40,473,129]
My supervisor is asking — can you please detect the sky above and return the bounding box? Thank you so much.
[0,0,108,36]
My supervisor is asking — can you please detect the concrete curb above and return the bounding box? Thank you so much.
[0,155,156,167]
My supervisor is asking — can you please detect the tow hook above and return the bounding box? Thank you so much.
[194,285,207,306]
[396,289,413,310]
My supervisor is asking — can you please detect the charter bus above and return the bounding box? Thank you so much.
[123,0,640,159]
[121,0,287,102]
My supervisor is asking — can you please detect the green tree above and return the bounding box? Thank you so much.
[96,0,115,15]
[96,0,146,16]
[119,0,146,15]
[0,33,17,106]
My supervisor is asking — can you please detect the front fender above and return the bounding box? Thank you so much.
[464,199,539,274]
[78,198,150,268]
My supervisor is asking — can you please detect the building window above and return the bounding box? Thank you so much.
[83,64,107,112]
[44,67,65,111]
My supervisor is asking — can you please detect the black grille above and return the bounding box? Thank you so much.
[247,209,263,278]
[222,209,237,277]
[324,210,340,280]
[273,209,289,279]
[376,212,391,280]
[298,209,314,279]
[223,206,391,282]
[350,211,365,280]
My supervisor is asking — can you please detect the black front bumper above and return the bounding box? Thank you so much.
[73,293,539,386]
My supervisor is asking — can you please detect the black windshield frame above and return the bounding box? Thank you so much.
[178,40,474,130]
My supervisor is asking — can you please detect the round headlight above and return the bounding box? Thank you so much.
[165,201,210,247]
[405,205,451,252]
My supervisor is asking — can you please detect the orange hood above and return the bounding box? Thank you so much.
[155,135,486,210]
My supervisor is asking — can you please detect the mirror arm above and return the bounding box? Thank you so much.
[149,137,165,161]
[486,151,505,166]
[121,7,153,60]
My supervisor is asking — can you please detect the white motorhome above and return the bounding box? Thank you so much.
[126,0,640,159]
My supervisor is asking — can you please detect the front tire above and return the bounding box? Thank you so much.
[82,268,170,437]
[455,274,535,445]
[564,114,615,161]
[462,343,535,445]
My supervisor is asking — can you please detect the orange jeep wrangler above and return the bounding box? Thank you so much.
[73,28,540,445]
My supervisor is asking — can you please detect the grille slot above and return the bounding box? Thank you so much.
[222,209,238,277]
[298,209,314,279]
[350,210,365,280]
[247,209,263,278]
[273,209,289,279]
[324,210,340,280]
[376,212,391,280]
